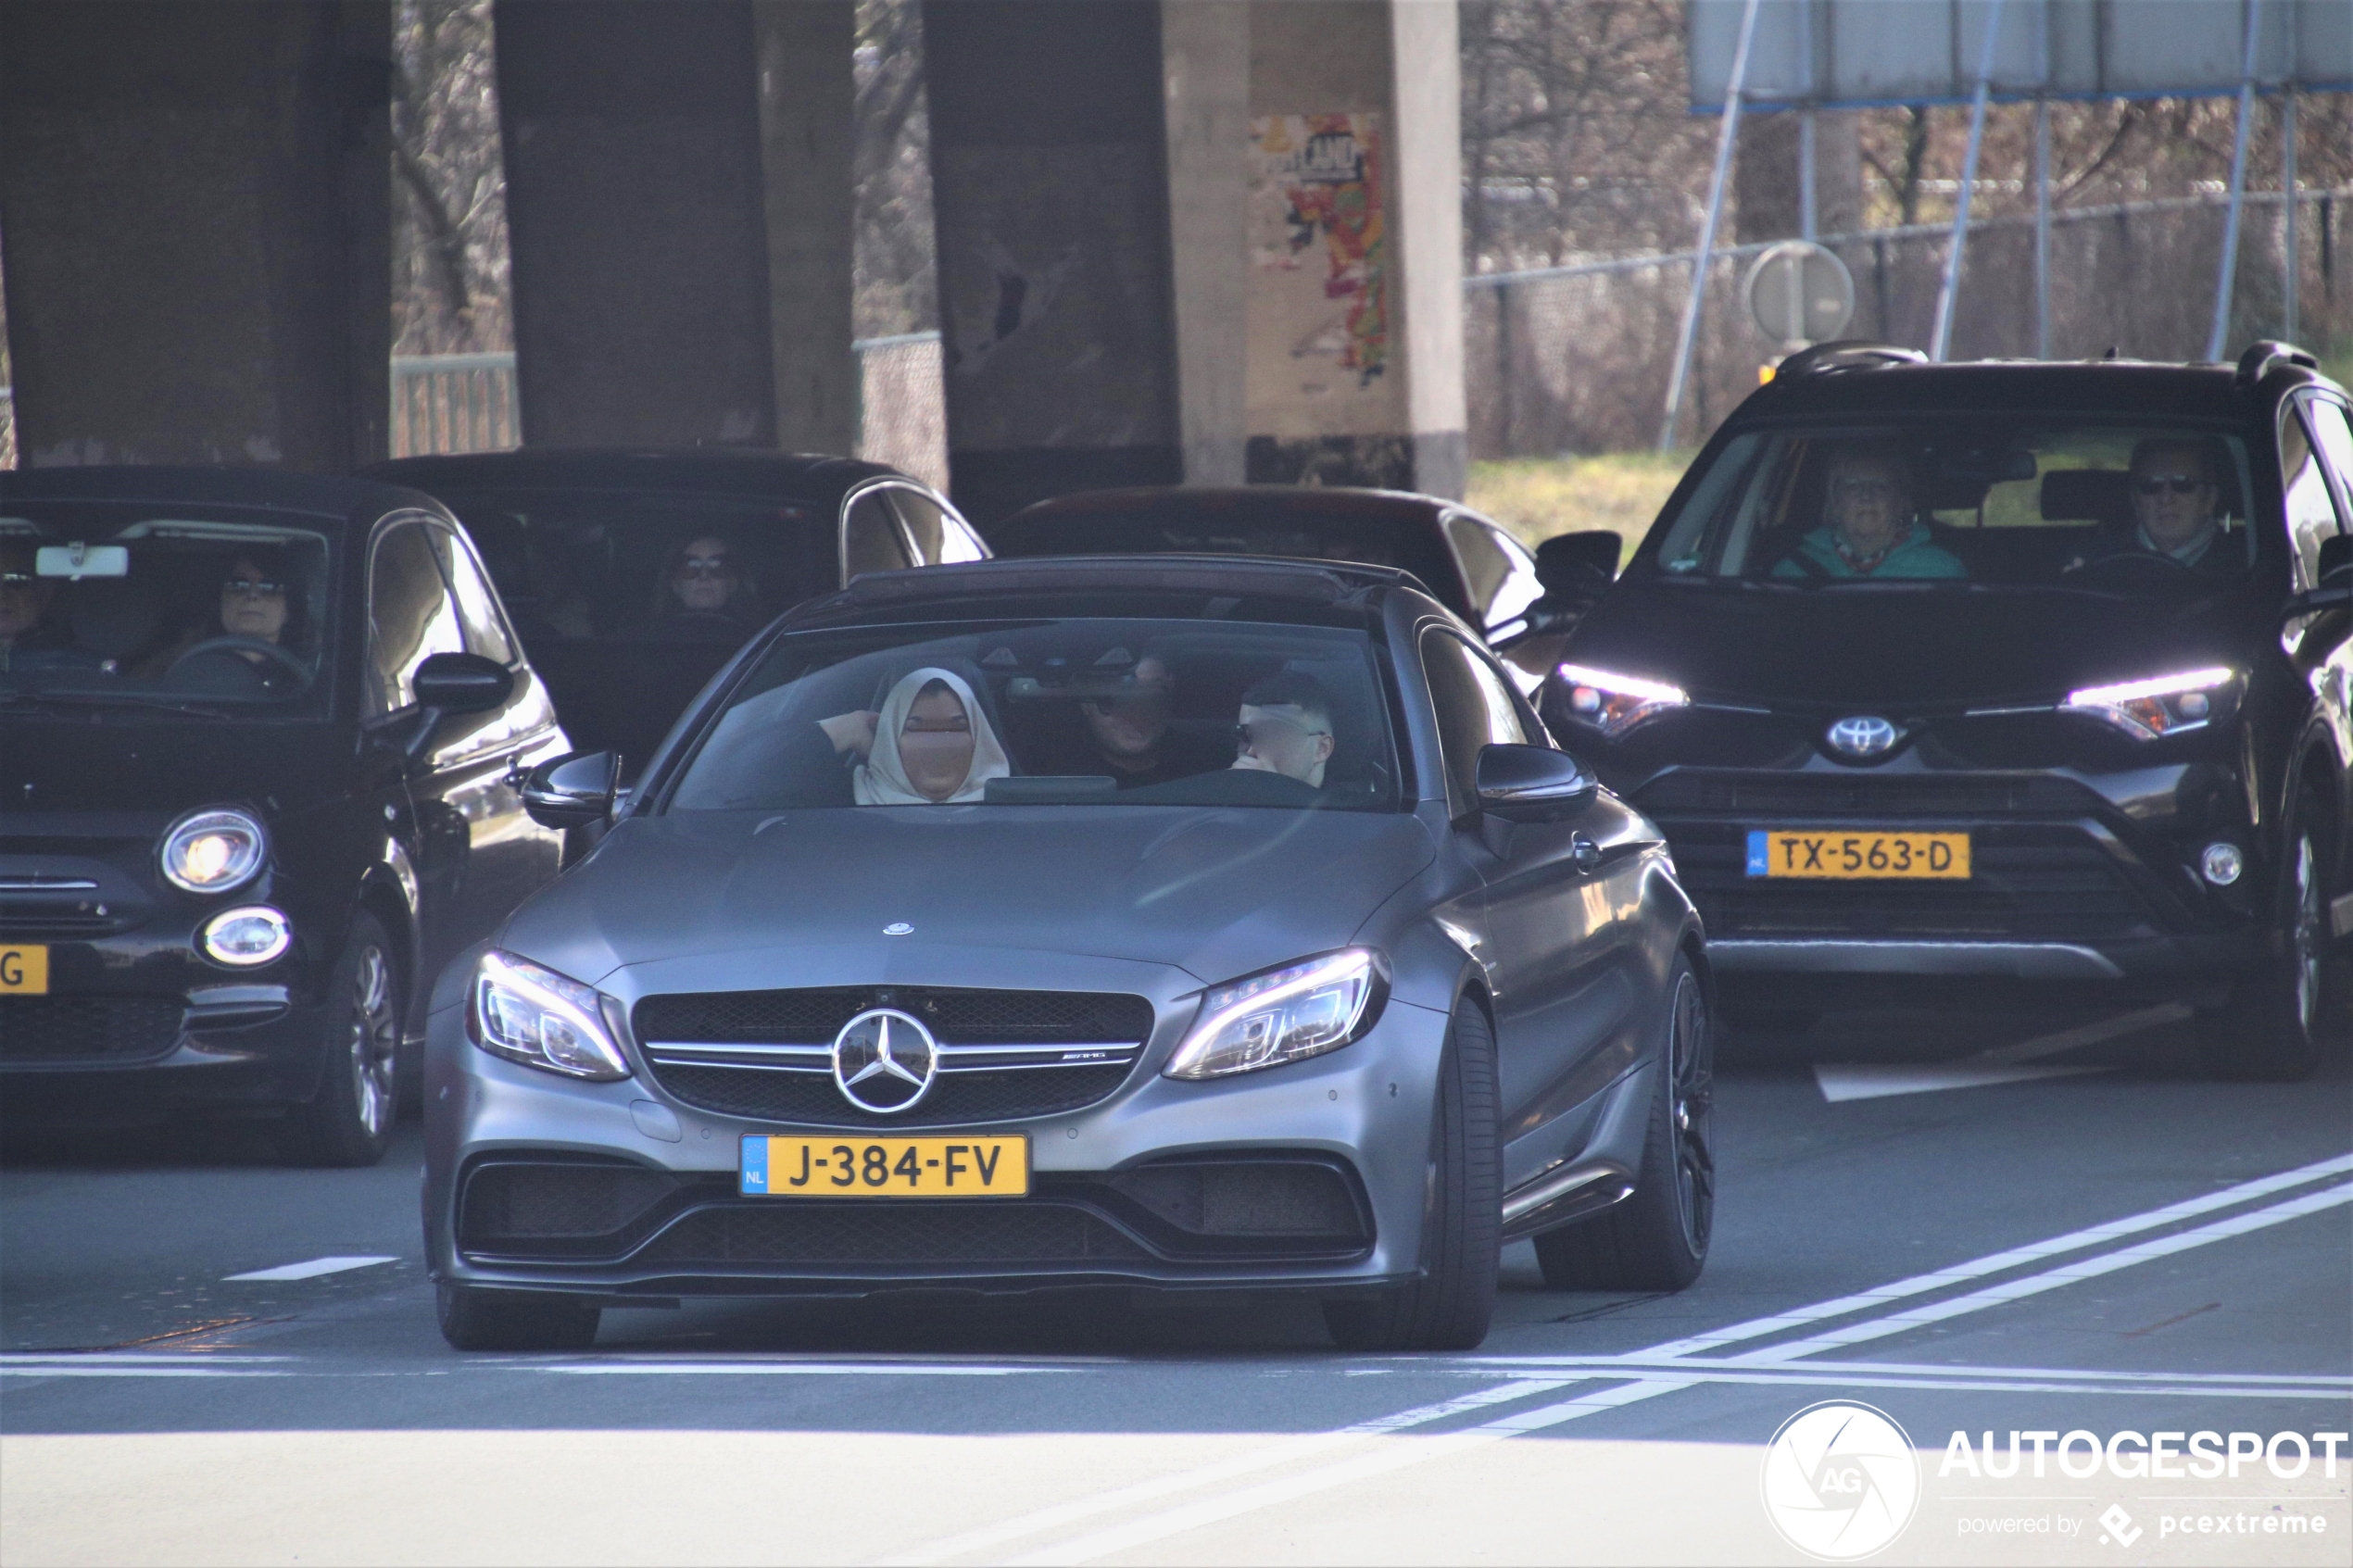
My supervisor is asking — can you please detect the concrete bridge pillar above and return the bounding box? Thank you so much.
[0,1,393,470]
[490,0,855,451]
[923,0,1465,524]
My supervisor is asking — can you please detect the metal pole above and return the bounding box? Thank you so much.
[1801,111,1818,242]
[2034,95,2051,358]
[2207,0,2261,362]
[1931,0,2005,362]
[1659,0,1760,452]
[2284,89,2299,344]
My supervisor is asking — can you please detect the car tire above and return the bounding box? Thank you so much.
[2198,813,2330,1083]
[282,911,402,1168]
[436,1283,601,1351]
[1322,998,1501,1353]
[1534,955,1713,1293]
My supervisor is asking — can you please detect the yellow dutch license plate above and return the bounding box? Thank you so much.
[1746,830,1970,880]
[0,946,48,995]
[739,1134,1029,1198]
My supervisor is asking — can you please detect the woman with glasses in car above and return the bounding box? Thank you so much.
[652,533,762,634]
[148,549,313,695]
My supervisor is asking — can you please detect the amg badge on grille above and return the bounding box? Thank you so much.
[1825,715,1899,759]
[832,1008,937,1113]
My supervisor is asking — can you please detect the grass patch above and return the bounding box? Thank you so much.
[1466,450,1693,565]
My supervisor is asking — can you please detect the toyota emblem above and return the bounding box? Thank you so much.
[831,1008,938,1114]
[1825,715,1899,759]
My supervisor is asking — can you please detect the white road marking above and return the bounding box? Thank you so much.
[1815,1060,2104,1100]
[1453,1354,2353,1389]
[870,1378,1579,1567]
[530,1362,1066,1377]
[897,1152,2353,1565]
[1812,1002,2190,1100]
[1735,1178,2353,1363]
[221,1256,397,1283]
[1004,1380,1693,1568]
[1643,1149,2353,1357]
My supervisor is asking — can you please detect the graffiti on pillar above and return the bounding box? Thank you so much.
[1248,112,1401,440]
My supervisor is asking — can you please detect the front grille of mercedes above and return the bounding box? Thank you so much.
[632,985,1157,1126]
[0,997,184,1065]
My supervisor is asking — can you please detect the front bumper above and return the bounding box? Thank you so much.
[1629,764,2268,988]
[423,945,1452,1299]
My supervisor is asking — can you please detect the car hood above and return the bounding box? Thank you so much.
[504,805,1439,989]
[1567,580,2258,709]
[0,719,345,824]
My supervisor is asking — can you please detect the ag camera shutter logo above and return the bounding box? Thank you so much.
[1760,1400,1921,1560]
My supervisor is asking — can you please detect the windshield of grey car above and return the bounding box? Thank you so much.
[668,620,1400,811]
[1,508,334,715]
[1640,421,2263,591]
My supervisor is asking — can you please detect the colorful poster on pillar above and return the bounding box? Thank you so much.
[1247,113,1403,438]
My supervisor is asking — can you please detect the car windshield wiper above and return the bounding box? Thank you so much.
[0,688,241,719]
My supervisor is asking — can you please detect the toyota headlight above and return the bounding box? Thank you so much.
[1555,663,1689,738]
[2062,667,2238,741]
[468,949,633,1082]
[160,808,267,894]
[1164,949,1386,1081]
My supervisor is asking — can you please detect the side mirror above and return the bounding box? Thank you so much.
[1475,743,1596,823]
[2319,534,2352,585]
[522,750,620,830]
[1535,532,1621,595]
[411,651,514,714]
[403,652,516,760]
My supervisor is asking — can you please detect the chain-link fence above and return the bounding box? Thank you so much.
[1467,188,2352,458]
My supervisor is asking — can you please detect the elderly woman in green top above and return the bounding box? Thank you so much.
[1774,444,1968,580]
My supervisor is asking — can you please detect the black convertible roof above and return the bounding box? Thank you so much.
[0,464,423,521]
[363,446,909,503]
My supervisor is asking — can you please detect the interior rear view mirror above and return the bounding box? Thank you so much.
[35,544,130,580]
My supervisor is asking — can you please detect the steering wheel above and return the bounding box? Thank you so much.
[168,635,314,692]
[2067,551,2197,588]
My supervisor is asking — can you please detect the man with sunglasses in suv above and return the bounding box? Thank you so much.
[2108,436,2243,574]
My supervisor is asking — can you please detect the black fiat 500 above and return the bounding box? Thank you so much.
[1,467,573,1163]
[1545,342,2353,1079]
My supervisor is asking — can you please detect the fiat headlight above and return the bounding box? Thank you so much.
[2062,667,2238,741]
[468,949,633,1082]
[1555,663,1689,738]
[160,808,267,894]
[1164,949,1386,1081]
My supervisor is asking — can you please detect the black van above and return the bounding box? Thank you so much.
[1,467,573,1163]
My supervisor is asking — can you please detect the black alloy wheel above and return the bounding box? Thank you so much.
[1534,954,1714,1292]
[2200,810,2332,1082]
[436,1283,601,1352]
[1323,998,1501,1352]
[283,910,402,1168]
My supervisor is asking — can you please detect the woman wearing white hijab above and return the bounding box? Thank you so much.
[824,666,1011,805]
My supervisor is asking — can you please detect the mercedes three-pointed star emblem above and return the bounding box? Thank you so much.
[831,1007,938,1114]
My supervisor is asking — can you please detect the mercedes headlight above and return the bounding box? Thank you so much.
[1555,663,1689,738]
[2062,667,2238,741]
[1164,949,1386,1081]
[159,808,267,894]
[468,949,633,1082]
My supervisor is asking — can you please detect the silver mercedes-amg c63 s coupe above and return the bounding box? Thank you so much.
[422,555,1714,1351]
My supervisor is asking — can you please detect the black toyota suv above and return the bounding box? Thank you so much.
[1543,342,2353,1079]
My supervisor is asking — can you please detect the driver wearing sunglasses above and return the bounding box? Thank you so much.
[1229,670,1337,788]
[2124,437,2228,567]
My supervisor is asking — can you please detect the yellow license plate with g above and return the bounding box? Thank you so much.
[1747,830,1970,879]
[0,946,48,994]
[739,1135,1030,1198]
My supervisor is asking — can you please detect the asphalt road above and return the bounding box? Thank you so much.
[4,1003,2348,1566]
